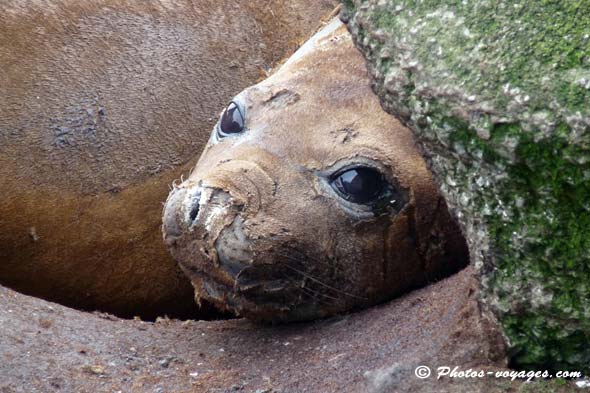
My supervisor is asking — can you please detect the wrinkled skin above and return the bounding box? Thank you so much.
[0,0,337,318]
[162,19,469,322]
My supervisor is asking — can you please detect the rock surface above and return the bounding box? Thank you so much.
[342,0,590,372]
[1,266,537,393]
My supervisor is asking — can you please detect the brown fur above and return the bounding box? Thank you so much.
[162,20,469,322]
[0,0,337,318]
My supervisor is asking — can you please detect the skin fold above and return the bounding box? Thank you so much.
[162,18,469,322]
[0,0,337,318]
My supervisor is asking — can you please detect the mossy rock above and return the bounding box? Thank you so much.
[342,0,590,373]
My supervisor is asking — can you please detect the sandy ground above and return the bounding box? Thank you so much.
[1,266,540,392]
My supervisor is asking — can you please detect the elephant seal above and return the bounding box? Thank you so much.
[162,18,469,322]
[0,0,337,318]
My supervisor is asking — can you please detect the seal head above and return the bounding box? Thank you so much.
[162,19,468,322]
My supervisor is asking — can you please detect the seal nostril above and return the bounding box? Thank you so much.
[187,189,202,225]
[189,203,200,223]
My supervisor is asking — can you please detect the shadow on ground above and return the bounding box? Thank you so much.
[0,266,535,392]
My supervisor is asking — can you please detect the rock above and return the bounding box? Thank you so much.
[1,266,539,393]
[342,0,590,372]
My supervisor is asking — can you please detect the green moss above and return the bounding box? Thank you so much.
[369,0,590,112]
[518,378,577,393]
[341,0,356,15]
[453,121,590,371]
[448,119,503,163]
[344,0,590,374]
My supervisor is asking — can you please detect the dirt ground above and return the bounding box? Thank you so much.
[1,265,540,393]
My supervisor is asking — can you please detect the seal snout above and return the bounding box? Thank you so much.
[162,185,207,247]
[162,180,251,264]
[162,186,188,241]
[187,190,201,225]
[185,188,202,227]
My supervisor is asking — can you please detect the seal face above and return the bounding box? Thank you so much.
[0,0,336,318]
[162,19,469,322]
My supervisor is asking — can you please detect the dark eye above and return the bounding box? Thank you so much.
[331,167,385,204]
[217,101,245,138]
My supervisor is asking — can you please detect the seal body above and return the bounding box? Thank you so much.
[0,0,337,318]
[162,18,469,322]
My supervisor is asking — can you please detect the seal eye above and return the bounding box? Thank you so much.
[218,101,245,138]
[331,167,384,204]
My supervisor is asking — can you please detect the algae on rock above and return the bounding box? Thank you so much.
[342,0,590,372]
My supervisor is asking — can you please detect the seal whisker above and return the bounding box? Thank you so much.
[282,250,364,298]
[276,252,368,301]
[160,17,470,323]
[295,284,339,306]
[273,269,340,306]
[300,285,340,302]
